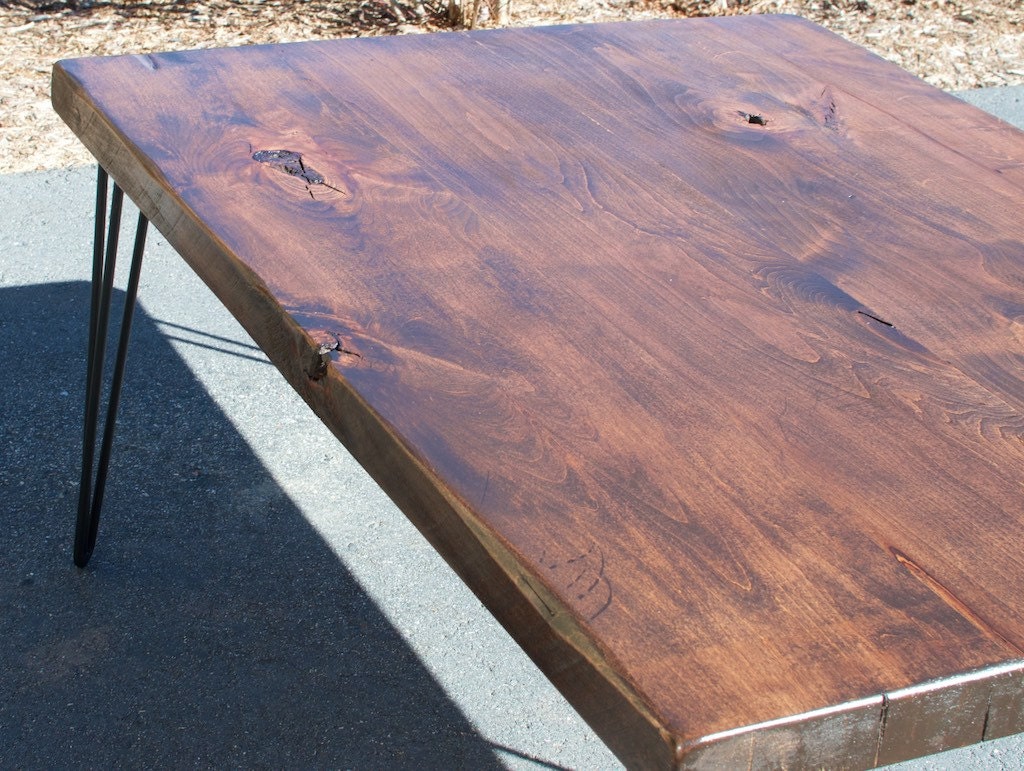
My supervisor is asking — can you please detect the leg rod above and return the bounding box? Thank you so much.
[88,213,149,551]
[75,168,149,567]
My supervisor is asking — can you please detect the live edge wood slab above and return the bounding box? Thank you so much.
[52,15,1024,768]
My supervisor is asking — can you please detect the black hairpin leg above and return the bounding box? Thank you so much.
[75,166,149,568]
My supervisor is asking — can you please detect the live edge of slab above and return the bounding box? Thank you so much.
[51,16,1024,769]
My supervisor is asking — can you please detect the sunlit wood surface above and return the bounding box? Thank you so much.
[53,17,1024,767]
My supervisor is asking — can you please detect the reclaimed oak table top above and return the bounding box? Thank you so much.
[52,16,1024,768]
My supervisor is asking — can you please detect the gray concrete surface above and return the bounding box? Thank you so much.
[2,86,1023,770]
[956,86,1024,127]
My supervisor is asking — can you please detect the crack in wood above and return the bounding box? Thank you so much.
[856,309,895,327]
[521,573,557,618]
[251,149,345,199]
[981,694,992,740]
[820,86,840,130]
[891,547,1024,655]
[873,694,890,766]
[318,331,362,359]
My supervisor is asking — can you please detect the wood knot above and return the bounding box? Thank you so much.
[252,149,325,184]
[307,331,361,380]
[252,148,347,200]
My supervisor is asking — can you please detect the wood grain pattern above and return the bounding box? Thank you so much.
[52,17,1024,767]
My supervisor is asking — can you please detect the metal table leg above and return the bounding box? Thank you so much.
[75,166,149,568]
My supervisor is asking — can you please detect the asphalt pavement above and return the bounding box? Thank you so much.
[2,85,1023,769]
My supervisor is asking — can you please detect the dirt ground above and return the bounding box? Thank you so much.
[1,0,1022,173]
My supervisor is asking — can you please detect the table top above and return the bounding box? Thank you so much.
[52,16,1024,768]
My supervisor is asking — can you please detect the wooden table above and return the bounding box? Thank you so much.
[52,16,1024,768]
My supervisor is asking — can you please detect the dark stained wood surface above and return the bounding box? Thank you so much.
[53,17,1024,767]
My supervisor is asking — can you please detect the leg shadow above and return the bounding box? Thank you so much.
[0,280,504,768]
